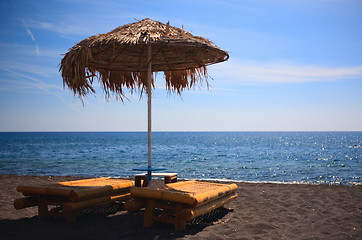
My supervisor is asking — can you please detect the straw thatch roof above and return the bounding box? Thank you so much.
[60,18,229,99]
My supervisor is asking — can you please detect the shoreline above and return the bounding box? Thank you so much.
[1,174,361,239]
[190,177,362,186]
[2,174,360,186]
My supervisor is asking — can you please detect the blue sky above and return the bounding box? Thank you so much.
[0,0,361,131]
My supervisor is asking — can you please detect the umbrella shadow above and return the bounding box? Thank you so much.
[0,208,233,240]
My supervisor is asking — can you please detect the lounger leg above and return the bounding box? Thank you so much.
[135,176,142,187]
[37,200,48,219]
[175,204,186,231]
[143,178,149,187]
[144,199,155,227]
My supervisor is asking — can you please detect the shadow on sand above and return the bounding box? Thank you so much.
[0,208,233,240]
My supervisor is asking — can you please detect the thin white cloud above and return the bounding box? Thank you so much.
[24,1,145,38]
[0,66,61,91]
[0,41,61,58]
[23,19,40,56]
[0,61,57,78]
[35,45,40,56]
[27,19,91,37]
[26,29,36,41]
[211,60,362,84]
[0,66,78,109]
[26,14,133,37]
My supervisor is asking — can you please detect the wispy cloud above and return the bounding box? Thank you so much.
[27,19,92,37]
[26,28,36,41]
[26,13,135,38]
[211,59,362,85]
[22,19,40,56]
[0,41,62,59]
[0,60,58,78]
[0,66,78,109]
[23,1,147,39]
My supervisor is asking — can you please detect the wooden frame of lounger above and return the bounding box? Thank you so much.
[14,177,134,222]
[125,180,238,231]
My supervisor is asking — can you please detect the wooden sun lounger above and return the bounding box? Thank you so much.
[14,177,134,222]
[125,180,238,231]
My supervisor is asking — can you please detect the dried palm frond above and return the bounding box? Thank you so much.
[59,18,229,100]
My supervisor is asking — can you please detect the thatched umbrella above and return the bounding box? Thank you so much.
[60,18,229,181]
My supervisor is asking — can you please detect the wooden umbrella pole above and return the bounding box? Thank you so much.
[147,43,152,182]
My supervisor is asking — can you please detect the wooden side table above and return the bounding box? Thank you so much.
[134,173,177,187]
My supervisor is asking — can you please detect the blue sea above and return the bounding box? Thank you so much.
[0,132,361,185]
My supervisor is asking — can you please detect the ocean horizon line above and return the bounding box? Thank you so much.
[1,130,362,133]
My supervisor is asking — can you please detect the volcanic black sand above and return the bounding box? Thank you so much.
[0,175,361,240]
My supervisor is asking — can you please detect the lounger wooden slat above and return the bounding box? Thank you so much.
[57,177,110,185]
[131,187,196,205]
[17,178,134,201]
[14,196,38,209]
[17,185,76,198]
[63,192,131,212]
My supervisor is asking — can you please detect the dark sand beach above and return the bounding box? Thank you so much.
[0,174,361,240]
